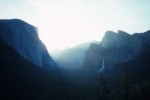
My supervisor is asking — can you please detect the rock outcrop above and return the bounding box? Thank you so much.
[0,19,55,68]
[84,30,150,72]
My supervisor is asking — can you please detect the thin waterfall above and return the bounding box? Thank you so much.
[96,57,105,72]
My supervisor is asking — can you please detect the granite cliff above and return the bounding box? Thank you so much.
[84,30,150,72]
[0,19,55,68]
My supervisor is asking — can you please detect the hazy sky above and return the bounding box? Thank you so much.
[1,0,150,50]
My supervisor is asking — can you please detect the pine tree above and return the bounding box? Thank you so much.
[119,73,132,100]
[131,83,141,100]
[96,75,111,100]
[132,81,150,100]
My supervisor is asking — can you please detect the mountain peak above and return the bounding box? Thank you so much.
[0,19,55,68]
[101,30,130,49]
[104,30,117,37]
[1,19,31,24]
[118,30,128,34]
[84,30,150,72]
[118,30,130,36]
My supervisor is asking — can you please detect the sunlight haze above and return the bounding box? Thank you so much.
[1,0,150,50]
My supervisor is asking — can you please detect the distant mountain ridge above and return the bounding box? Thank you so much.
[84,30,150,71]
[54,41,96,69]
[0,19,55,68]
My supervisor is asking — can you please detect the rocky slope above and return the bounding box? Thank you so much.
[0,37,79,100]
[0,19,55,68]
[84,30,150,72]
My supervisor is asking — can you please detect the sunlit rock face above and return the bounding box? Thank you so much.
[0,19,55,68]
[84,30,150,71]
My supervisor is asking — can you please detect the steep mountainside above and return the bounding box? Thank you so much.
[0,19,55,68]
[0,37,84,100]
[84,30,150,72]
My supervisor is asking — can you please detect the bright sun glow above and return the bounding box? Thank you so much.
[28,0,119,50]
[1,0,150,50]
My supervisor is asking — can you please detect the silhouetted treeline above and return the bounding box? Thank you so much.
[95,74,150,100]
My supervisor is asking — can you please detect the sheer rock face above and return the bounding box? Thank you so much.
[84,43,107,71]
[101,30,131,49]
[84,30,150,71]
[0,19,55,68]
